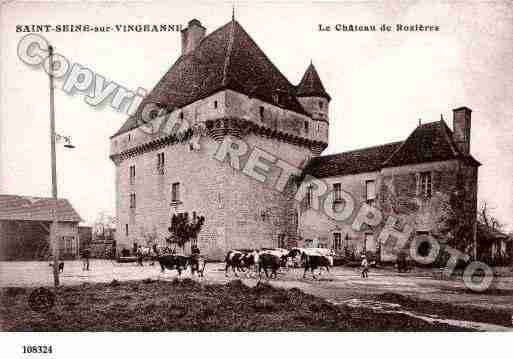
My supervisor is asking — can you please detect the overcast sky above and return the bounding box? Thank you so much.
[1,1,512,231]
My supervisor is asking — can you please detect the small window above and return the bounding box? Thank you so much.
[129,193,136,209]
[179,112,184,119]
[333,232,342,251]
[214,101,218,109]
[273,93,279,104]
[419,172,432,197]
[333,183,342,201]
[171,182,180,203]
[306,185,313,208]
[125,224,129,236]
[319,101,323,109]
[304,121,309,134]
[156,153,165,174]
[259,106,264,120]
[128,134,131,141]
[129,165,136,183]
[366,180,376,203]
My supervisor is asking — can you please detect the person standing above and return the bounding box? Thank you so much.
[361,254,369,278]
[81,247,90,271]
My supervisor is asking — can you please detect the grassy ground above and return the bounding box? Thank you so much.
[0,278,469,331]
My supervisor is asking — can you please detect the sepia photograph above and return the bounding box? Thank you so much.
[0,0,512,355]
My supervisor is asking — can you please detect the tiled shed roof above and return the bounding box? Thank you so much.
[0,195,82,223]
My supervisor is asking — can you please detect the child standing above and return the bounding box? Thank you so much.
[361,254,369,278]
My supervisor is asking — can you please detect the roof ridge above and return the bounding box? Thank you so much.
[438,119,460,156]
[382,124,422,166]
[222,20,236,87]
[317,140,403,160]
[231,20,296,91]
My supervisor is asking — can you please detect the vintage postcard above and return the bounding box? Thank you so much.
[1,0,512,355]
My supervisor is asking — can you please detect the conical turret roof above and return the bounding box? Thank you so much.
[296,63,331,101]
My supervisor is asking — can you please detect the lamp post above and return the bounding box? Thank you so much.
[48,44,74,287]
[48,44,60,287]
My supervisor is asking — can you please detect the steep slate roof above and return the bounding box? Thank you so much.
[113,20,308,137]
[384,120,481,167]
[304,120,480,179]
[296,63,331,101]
[0,195,82,222]
[303,141,403,178]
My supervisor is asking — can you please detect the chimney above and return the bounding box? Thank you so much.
[181,19,206,55]
[452,106,472,154]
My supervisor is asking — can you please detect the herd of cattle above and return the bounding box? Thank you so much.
[155,247,335,279]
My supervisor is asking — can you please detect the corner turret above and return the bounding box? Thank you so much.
[296,62,330,122]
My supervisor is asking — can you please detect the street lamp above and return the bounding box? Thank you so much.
[48,44,74,287]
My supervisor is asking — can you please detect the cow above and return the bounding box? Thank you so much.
[301,252,332,279]
[190,255,207,277]
[238,250,261,278]
[225,250,252,277]
[289,248,333,279]
[157,254,190,276]
[258,252,282,279]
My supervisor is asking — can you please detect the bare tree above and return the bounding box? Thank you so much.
[93,211,117,241]
[478,201,503,231]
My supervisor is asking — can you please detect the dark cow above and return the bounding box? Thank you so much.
[258,253,281,279]
[158,254,190,276]
[225,250,251,277]
[301,252,332,279]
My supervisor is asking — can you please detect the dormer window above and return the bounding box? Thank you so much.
[273,93,279,104]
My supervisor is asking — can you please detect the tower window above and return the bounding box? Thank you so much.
[259,106,264,120]
[125,224,129,236]
[157,152,165,174]
[171,182,180,203]
[304,121,309,134]
[129,165,136,184]
[214,101,218,109]
[319,101,323,109]
[306,185,313,208]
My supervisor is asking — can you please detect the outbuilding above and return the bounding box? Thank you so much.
[0,194,82,260]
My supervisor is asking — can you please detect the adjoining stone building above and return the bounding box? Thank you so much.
[0,194,82,260]
[300,110,480,261]
[110,18,480,261]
